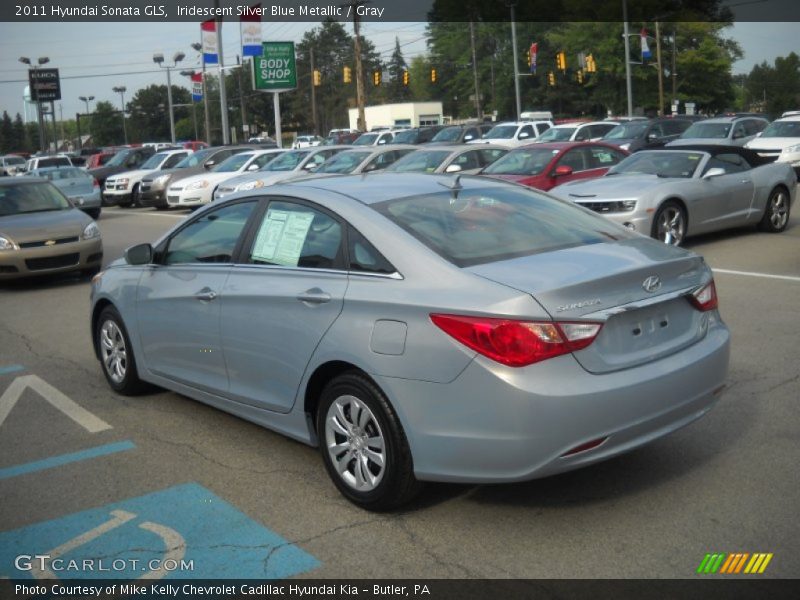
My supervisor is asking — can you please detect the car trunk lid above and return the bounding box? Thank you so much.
[466,238,711,373]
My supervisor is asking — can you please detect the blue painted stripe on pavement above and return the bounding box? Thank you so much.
[0,364,25,376]
[0,440,135,480]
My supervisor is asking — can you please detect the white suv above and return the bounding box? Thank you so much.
[745,115,800,173]
[468,121,553,148]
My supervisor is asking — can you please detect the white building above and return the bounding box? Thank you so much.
[348,102,444,131]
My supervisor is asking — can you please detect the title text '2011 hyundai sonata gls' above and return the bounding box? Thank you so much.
[90,174,730,510]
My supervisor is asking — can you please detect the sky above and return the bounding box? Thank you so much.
[0,20,795,123]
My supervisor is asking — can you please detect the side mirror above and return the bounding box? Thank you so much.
[703,167,726,179]
[518,132,531,139]
[204,160,216,170]
[362,163,377,173]
[464,135,474,141]
[445,164,462,173]
[732,131,744,139]
[754,131,763,138]
[247,163,260,171]
[124,243,153,265]
[647,132,658,141]
[303,162,317,170]
[553,165,573,177]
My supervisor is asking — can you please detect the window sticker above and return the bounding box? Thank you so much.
[252,208,314,266]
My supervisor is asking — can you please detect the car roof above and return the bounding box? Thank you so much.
[776,115,800,122]
[275,172,510,206]
[643,144,769,165]
[0,176,49,186]
[693,116,765,124]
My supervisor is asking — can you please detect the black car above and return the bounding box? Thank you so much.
[601,118,695,153]
[389,126,445,145]
[89,147,156,205]
[426,124,492,145]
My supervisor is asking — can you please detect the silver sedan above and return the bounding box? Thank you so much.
[550,145,796,245]
[90,174,730,509]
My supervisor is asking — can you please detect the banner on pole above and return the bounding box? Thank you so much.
[202,19,218,64]
[529,42,538,74]
[241,3,262,57]
[191,73,203,101]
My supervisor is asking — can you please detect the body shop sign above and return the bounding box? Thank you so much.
[252,42,296,92]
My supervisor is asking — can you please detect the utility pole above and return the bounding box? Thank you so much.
[215,0,230,144]
[469,20,482,120]
[310,46,319,135]
[508,1,521,121]
[237,55,248,141]
[655,21,664,116]
[622,0,633,117]
[346,0,369,132]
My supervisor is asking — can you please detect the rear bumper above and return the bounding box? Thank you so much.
[68,189,101,209]
[0,239,103,280]
[375,315,730,483]
[139,188,167,207]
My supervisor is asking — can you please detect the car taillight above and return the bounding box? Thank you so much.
[688,280,718,312]
[93,178,99,188]
[430,314,602,367]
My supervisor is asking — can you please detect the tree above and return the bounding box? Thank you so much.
[127,84,192,142]
[0,112,12,153]
[386,38,411,103]
[11,113,27,151]
[744,53,800,116]
[91,101,123,146]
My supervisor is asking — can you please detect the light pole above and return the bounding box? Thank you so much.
[153,51,185,144]
[20,56,50,152]
[622,0,633,117]
[112,86,128,144]
[191,42,212,144]
[507,1,522,121]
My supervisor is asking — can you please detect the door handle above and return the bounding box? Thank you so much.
[194,288,218,302]
[740,179,750,184]
[296,288,331,304]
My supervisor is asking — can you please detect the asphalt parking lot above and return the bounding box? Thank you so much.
[1,199,799,580]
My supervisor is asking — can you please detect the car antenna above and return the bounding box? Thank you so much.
[438,173,463,199]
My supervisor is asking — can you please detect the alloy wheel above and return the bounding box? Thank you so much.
[769,190,789,230]
[657,207,685,245]
[100,320,127,384]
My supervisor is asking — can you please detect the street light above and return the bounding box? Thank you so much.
[20,56,51,152]
[154,51,185,144]
[78,95,95,114]
[112,86,128,144]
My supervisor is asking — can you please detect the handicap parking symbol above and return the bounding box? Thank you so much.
[0,483,319,580]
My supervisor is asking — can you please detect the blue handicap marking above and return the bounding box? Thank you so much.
[0,365,25,376]
[0,483,320,579]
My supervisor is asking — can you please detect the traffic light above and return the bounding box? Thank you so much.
[402,69,409,86]
[430,68,437,83]
[343,65,352,83]
[556,51,566,71]
[576,70,584,84]
[527,52,531,68]
[547,71,555,86]
[312,69,321,87]
[372,70,381,86]
[586,54,597,73]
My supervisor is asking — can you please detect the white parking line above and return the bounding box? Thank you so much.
[712,268,800,283]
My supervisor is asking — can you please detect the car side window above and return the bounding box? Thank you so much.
[703,153,750,175]
[536,123,551,136]
[732,123,747,139]
[453,151,481,170]
[519,125,534,139]
[557,148,588,172]
[164,201,256,265]
[478,148,506,166]
[348,226,396,275]
[248,201,343,270]
[163,153,186,168]
[587,146,626,169]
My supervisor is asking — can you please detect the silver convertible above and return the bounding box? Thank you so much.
[90,174,730,509]
[549,145,796,245]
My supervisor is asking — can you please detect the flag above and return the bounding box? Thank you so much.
[191,73,203,101]
[529,42,538,74]
[640,28,652,61]
[202,19,218,64]
[240,3,262,57]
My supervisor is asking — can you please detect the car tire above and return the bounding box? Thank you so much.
[651,200,687,246]
[316,372,422,511]
[131,184,141,208]
[95,306,149,395]
[82,265,101,279]
[758,186,791,233]
[86,208,101,220]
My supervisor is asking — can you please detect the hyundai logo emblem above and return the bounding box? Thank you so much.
[642,275,662,293]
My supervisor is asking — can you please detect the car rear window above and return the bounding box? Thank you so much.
[372,186,633,267]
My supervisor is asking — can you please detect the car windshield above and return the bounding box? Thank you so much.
[373,186,631,267]
[536,127,576,142]
[391,130,417,144]
[315,151,372,174]
[604,122,649,139]
[352,133,378,146]
[261,151,310,171]
[33,167,85,180]
[760,120,800,138]
[680,123,732,139]
[212,153,254,172]
[175,148,215,168]
[482,148,560,176]
[5,157,25,165]
[483,125,518,140]
[0,182,72,216]
[608,151,703,178]
[385,150,451,173]
[431,127,463,142]
[105,150,134,167]
[141,152,170,169]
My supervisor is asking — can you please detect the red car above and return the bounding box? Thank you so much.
[84,152,116,170]
[183,140,208,151]
[479,141,629,191]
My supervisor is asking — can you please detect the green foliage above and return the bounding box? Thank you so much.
[386,38,412,104]
[127,84,192,142]
[0,112,12,153]
[744,52,800,117]
[90,101,124,146]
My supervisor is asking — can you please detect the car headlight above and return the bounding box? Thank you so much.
[239,180,264,191]
[0,235,19,251]
[81,222,101,240]
[621,200,637,211]
[781,144,800,154]
[117,178,129,187]
[619,143,631,151]
[153,174,171,187]
[187,180,209,190]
